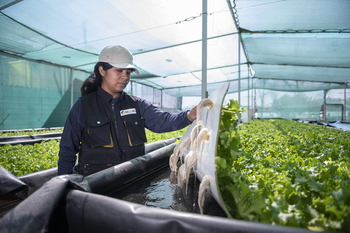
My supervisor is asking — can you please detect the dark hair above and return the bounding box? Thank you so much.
[80,62,113,96]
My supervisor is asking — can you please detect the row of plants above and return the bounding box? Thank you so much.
[216,110,350,232]
[0,128,187,176]
[0,128,63,137]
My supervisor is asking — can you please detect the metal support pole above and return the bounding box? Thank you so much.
[247,65,250,120]
[254,88,256,115]
[130,80,133,95]
[344,83,347,121]
[202,0,208,99]
[238,33,241,104]
[252,77,254,118]
[323,90,327,121]
[70,68,73,108]
[252,79,254,109]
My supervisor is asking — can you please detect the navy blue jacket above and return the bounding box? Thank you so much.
[57,88,191,175]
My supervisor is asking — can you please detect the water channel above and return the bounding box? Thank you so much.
[109,166,227,217]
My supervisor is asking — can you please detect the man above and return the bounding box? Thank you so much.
[57,45,196,176]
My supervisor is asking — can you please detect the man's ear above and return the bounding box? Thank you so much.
[98,66,105,76]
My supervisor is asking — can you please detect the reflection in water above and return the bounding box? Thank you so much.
[145,179,176,209]
[109,166,226,217]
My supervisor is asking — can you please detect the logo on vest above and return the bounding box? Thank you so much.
[120,108,137,116]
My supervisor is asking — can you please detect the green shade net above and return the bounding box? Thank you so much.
[1,0,350,128]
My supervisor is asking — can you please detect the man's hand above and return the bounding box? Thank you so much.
[187,106,197,122]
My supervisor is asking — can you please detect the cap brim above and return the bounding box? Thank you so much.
[109,63,140,75]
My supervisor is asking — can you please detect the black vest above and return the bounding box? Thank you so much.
[78,87,147,176]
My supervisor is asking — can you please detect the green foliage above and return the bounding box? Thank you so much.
[217,114,350,232]
[145,127,188,144]
[0,127,188,176]
[0,140,60,176]
[216,100,265,221]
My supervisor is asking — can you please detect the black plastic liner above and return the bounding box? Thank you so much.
[0,175,75,233]
[83,143,174,195]
[17,168,58,198]
[0,133,62,142]
[0,137,319,233]
[0,175,314,233]
[0,127,62,134]
[0,166,26,198]
[0,135,32,143]
[0,137,178,199]
[0,133,62,146]
[0,140,178,232]
[65,189,316,233]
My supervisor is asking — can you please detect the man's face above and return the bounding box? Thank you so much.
[100,67,133,98]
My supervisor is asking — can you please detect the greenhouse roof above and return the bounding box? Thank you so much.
[1,0,349,97]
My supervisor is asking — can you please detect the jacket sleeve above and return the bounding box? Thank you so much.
[57,99,83,175]
[137,98,192,133]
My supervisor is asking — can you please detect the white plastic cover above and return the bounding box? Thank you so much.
[179,83,230,209]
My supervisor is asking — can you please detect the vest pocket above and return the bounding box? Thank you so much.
[87,117,113,148]
[124,118,147,146]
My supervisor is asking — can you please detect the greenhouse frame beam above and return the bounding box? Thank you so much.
[202,0,208,99]
[0,0,23,11]
[253,76,347,85]
[250,62,350,69]
[240,28,350,34]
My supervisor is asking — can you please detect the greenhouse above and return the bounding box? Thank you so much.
[0,0,348,129]
[0,0,350,233]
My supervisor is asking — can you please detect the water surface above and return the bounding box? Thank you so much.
[109,166,226,217]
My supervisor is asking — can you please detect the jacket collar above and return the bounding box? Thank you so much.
[97,86,125,103]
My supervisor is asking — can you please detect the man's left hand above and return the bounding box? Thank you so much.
[187,106,197,122]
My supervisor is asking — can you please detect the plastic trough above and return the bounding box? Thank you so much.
[0,133,63,146]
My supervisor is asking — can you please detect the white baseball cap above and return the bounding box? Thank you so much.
[98,45,140,75]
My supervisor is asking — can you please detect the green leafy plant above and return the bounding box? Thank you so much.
[0,127,188,176]
[145,127,187,144]
[216,100,265,221]
[216,109,350,232]
[0,140,60,176]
